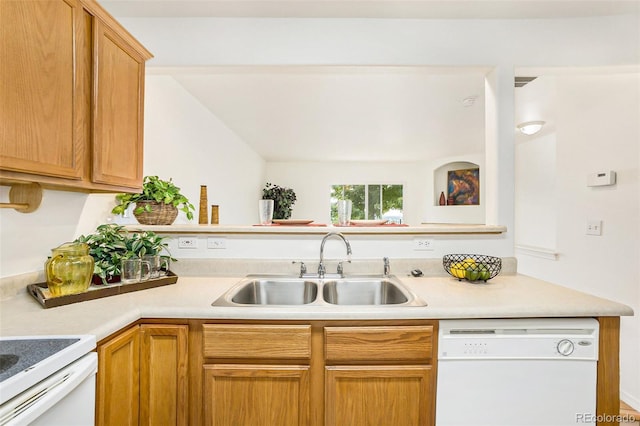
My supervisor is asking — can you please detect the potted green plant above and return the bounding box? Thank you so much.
[127,230,171,257]
[262,182,297,219]
[75,224,131,284]
[111,176,195,225]
[75,224,172,284]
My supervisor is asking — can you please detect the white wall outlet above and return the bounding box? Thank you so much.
[586,220,602,236]
[413,238,435,251]
[178,237,198,249]
[207,237,227,249]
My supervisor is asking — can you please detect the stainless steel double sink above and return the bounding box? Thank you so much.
[212,275,427,307]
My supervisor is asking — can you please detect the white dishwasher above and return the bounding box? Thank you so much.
[436,318,599,426]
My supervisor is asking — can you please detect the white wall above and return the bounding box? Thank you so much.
[516,72,640,408]
[514,132,557,250]
[136,75,265,225]
[264,161,422,224]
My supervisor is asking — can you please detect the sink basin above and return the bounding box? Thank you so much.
[212,275,426,307]
[322,277,419,306]
[214,278,318,306]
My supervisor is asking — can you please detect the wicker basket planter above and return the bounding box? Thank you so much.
[133,201,179,225]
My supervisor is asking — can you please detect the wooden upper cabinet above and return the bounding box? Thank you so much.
[0,0,152,192]
[0,0,84,180]
[91,17,146,189]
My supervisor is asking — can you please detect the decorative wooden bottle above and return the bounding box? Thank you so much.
[439,191,446,206]
[199,185,208,224]
[210,205,219,225]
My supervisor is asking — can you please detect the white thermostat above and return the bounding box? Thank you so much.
[587,171,616,187]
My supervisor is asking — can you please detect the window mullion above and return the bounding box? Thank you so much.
[364,184,369,219]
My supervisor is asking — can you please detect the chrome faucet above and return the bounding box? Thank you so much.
[318,232,352,278]
[292,261,307,278]
[383,257,390,277]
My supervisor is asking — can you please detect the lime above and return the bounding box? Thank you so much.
[465,267,480,281]
[478,264,491,281]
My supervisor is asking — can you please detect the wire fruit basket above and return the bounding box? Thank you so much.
[443,254,502,282]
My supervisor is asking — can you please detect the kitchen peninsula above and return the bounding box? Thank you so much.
[0,267,632,425]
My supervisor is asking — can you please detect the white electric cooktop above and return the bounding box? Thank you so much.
[0,335,96,405]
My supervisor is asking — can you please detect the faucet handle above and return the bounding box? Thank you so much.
[292,261,307,278]
[383,257,390,277]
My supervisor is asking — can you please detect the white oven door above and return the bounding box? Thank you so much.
[0,352,97,426]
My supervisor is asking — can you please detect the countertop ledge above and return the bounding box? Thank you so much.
[0,274,632,342]
[123,223,507,235]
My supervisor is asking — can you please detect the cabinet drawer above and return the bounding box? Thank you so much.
[203,324,311,360]
[325,326,433,362]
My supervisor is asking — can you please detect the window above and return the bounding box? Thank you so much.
[330,184,403,223]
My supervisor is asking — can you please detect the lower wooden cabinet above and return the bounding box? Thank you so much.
[139,324,189,426]
[203,364,310,426]
[96,323,188,426]
[325,365,433,426]
[97,325,140,426]
[97,320,436,426]
[193,320,437,426]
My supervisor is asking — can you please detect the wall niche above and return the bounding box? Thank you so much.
[425,160,485,225]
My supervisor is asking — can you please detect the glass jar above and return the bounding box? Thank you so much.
[45,242,94,297]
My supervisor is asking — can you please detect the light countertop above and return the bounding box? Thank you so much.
[0,274,632,341]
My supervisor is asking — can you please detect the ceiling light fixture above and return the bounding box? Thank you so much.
[517,120,545,136]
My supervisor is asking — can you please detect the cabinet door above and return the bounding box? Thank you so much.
[0,0,85,179]
[203,364,310,426]
[140,324,189,426]
[91,17,145,189]
[96,325,140,426]
[325,365,434,426]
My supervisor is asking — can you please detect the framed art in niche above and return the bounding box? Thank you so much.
[447,168,479,205]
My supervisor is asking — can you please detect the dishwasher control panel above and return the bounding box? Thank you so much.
[438,318,599,361]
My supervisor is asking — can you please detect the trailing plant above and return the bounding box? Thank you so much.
[74,224,172,284]
[111,175,195,221]
[262,182,297,220]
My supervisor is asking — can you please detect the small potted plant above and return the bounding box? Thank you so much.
[75,224,172,284]
[111,176,195,225]
[75,224,131,285]
[127,230,171,257]
[262,182,297,220]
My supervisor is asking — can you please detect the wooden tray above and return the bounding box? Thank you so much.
[27,271,178,309]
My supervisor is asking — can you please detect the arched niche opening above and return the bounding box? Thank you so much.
[426,160,485,224]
